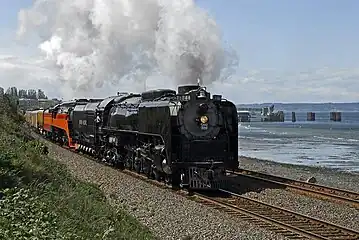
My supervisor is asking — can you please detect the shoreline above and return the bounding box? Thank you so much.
[239,155,359,192]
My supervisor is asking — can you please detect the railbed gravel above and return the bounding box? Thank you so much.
[243,189,359,231]
[35,136,286,240]
[239,156,359,192]
[239,156,359,231]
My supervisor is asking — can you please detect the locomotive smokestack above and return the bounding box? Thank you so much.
[178,85,200,95]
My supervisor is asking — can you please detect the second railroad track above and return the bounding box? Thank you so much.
[229,168,359,209]
[195,189,359,240]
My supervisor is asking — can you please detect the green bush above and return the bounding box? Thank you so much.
[0,97,155,240]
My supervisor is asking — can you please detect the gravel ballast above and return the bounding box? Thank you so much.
[239,156,359,231]
[243,189,359,231]
[35,136,286,240]
[31,129,359,239]
[239,156,359,192]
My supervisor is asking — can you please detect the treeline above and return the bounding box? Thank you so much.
[0,86,48,100]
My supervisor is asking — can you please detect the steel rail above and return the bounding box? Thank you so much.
[229,168,359,208]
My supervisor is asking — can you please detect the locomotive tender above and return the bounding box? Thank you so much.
[26,84,239,190]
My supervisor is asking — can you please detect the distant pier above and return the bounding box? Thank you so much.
[307,112,315,121]
[237,105,285,122]
[330,112,342,121]
[237,106,343,123]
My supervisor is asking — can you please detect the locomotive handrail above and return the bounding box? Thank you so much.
[114,103,140,108]
[152,93,177,101]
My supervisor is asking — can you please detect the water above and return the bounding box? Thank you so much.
[237,103,359,173]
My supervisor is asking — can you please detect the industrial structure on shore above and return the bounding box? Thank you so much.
[237,105,343,123]
[237,105,285,122]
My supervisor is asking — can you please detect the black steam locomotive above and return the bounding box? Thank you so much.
[70,84,238,190]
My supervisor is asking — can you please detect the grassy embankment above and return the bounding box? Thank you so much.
[0,95,155,240]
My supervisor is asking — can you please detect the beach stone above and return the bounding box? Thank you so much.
[306,176,317,183]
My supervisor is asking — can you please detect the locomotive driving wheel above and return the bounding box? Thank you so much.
[153,168,161,181]
[170,170,181,190]
[62,135,68,147]
[125,151,134,170]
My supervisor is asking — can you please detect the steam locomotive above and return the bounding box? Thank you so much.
[25,84,239,190]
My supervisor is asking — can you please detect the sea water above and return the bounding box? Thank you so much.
[237,103,359,172]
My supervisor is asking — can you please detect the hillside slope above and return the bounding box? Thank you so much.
[0,95,155,240]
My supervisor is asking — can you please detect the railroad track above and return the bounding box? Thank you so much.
[117,167,359,240]
[229,168,359,209]
[96,159,359,239]
[33,133,359,239]
[195,189,359,240]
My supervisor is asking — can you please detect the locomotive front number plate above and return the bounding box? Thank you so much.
[201,124,208,130]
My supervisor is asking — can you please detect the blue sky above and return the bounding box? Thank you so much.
[0,0,359,103]
[0,1,33,55]
[197,0,359,70]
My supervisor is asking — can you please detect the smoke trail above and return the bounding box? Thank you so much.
[17,0,238,97]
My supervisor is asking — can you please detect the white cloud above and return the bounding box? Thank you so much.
[0,0,358,103]
[210,67,359,103]
[1,53,359,103]
[0,54,61,98]
[14,0,238,97]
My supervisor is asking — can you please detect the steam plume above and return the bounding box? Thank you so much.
[17,0,238,97]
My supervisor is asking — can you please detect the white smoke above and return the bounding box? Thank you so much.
[17,0,238,98]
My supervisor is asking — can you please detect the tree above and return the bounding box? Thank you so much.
[27,89,37,99]
[6,87,18,97]
[37,89,46,99]
[18,89,28,98]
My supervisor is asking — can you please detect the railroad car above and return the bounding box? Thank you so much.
[42,100,87,147]
[36,110,44,132]
[25,109,44,134]
[24,111,31,125]
[30,111,37,129]
[71,95,127,154]
[27,110,42,130]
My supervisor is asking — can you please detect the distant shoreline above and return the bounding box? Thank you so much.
[237,102,359,105]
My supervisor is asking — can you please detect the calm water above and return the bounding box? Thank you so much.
[237,103,359,172]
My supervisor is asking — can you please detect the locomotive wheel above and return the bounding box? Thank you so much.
[125,152,133,170]
[135,161,141,173]
[164,175,171,185]
[117,161,125,170]
[145,162,153,178]
[171,171,181,190]
[153,169,161,181]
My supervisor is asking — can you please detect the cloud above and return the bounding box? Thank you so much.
[0,0,357,103]
[209,67,359,103]
[0,53,176,99]
[1,52,359,103]
[0,54,60,97]
[14,0,238,98]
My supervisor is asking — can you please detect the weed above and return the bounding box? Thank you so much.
[0,96,156,240]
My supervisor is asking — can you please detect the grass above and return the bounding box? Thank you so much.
[0,95,156,240]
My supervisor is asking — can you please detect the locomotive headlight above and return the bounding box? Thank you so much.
[200,115,209,124]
